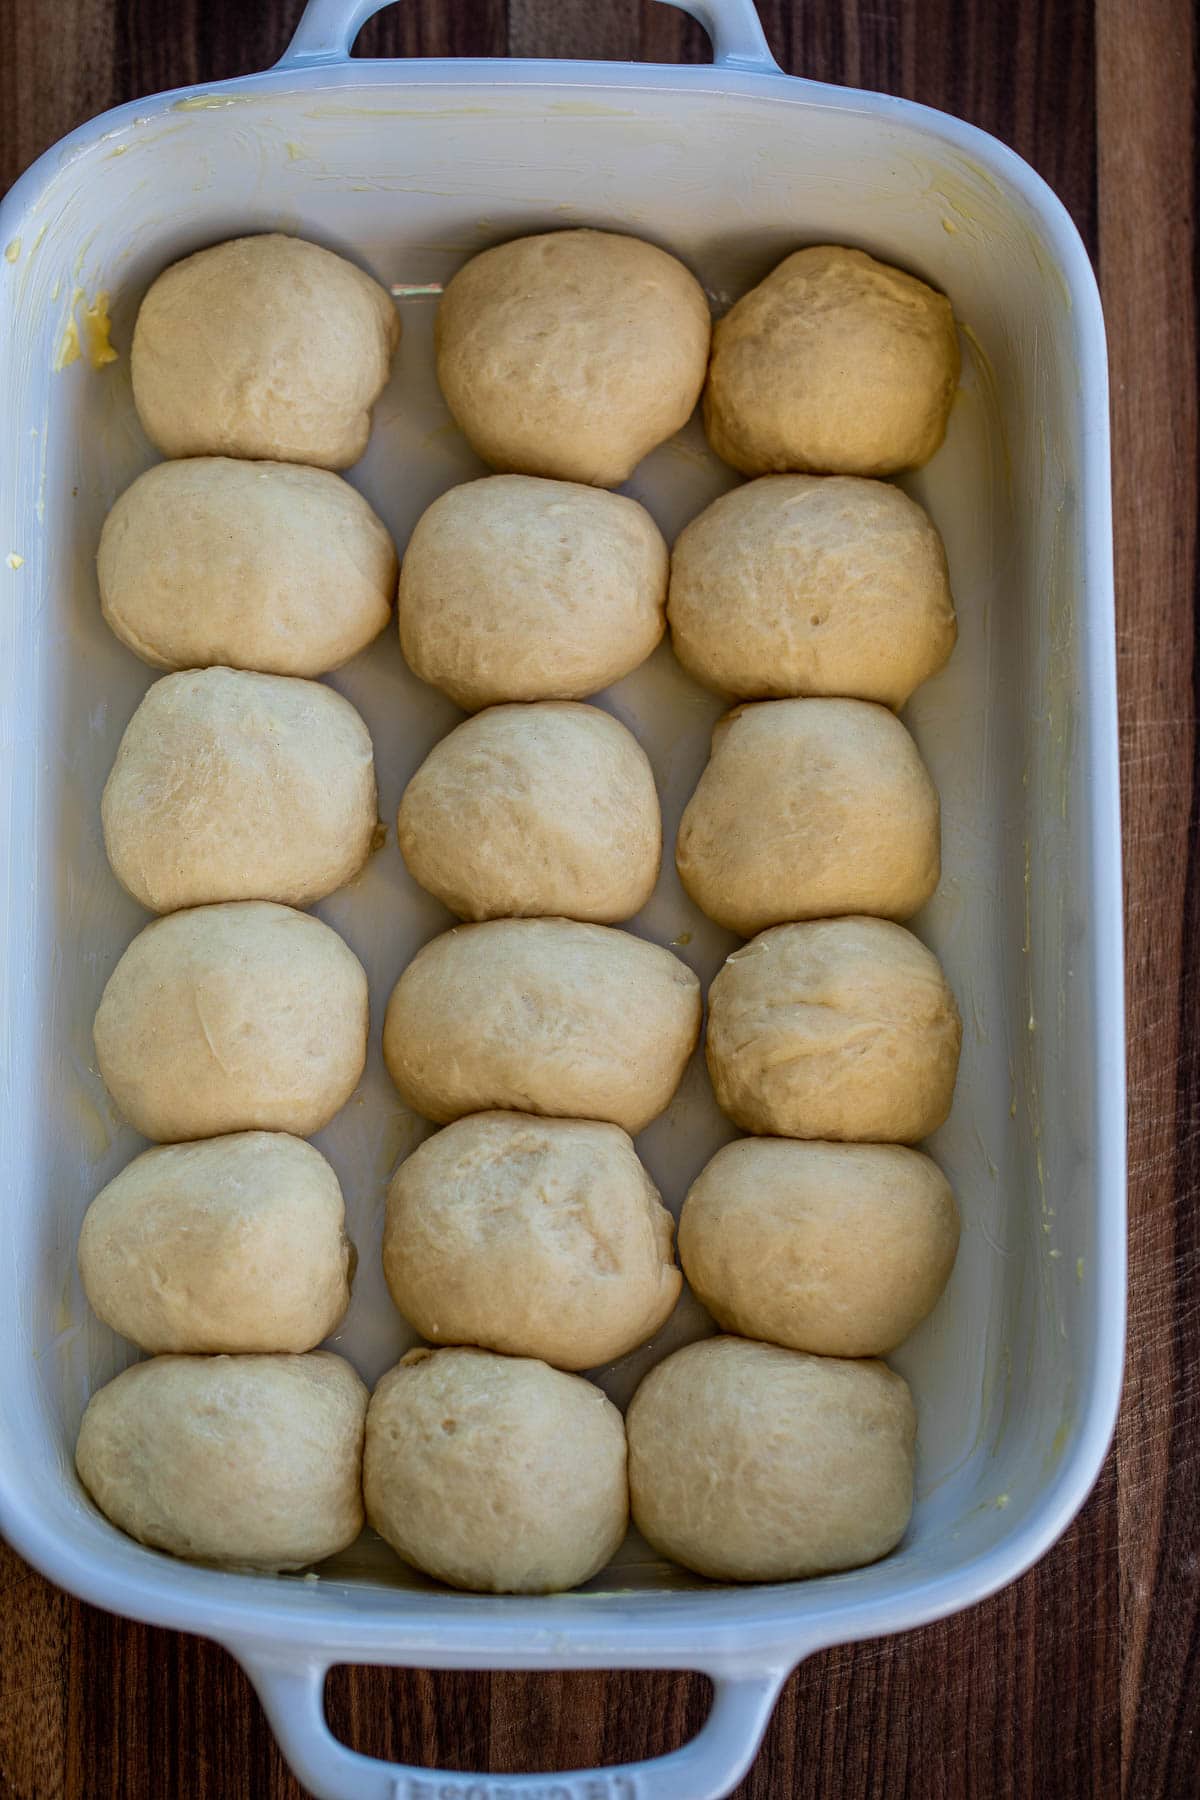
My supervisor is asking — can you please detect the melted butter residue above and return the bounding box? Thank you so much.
[55,288,118,372]
[4,238,20,264]
[6,552,24,569]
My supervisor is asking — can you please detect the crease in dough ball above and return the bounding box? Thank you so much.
[75,1351,368,1570]
[383,1111,681,1369]
[626,1335,916,1582]
[78,1132,354,1355]
[704,244,959,477]
[93,900,369,1142]
[676,698,940,936]
[382,917,701,1135]
[435,229,711,486]
[705,916,962,1143]
[130,233,399,468]
[397,701,661,924]
[398,474,668,709]
[364,1346,628,1593]
[98,457,396,677]
[678,1138,959,1357]
[667,474,956,707]
[101,666,378,914]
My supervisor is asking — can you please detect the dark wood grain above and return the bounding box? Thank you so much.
[0,0,1192,1795]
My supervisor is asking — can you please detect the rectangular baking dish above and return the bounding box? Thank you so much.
[0,2,1124,1795]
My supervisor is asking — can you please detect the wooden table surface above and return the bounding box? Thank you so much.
[0,1,1194,1795]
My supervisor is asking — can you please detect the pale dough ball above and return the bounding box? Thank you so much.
[678,1139,959,1356]
[397,702,661,923]
[704,244,960,476]
[706,917,961,1142]
[102,667,378,913]
[98,458,396,677]
[364,1347,627,1592]
[435,229,711,486]
[383,1112,681,1369]
[667,475,956,706]
[75,1351,367,1570]
[78,1132,353,1355]
[131,233,399,468]
[94,901,368,1142]
[383,918,700,1134]
[398,475,667,709]
[676,699,940,936]
[626,1336,916,1581]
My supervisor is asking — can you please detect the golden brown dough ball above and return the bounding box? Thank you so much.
[705,917,961,1143]
[667,475,955,706]
[704,245,959,477]
[435,229,711,486]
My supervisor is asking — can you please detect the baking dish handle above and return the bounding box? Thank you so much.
[278,0,780,73]
[237,1646,789,1800]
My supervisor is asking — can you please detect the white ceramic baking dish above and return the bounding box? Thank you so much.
[0,1,1124,1794]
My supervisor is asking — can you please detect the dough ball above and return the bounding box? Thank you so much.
[131,233,399,468]
[383,1111,680,1369]
[98,458,396,677]
[75,1351,367,1570]
[676,698,939,935]
[102,667,378,913]
[78,1132,353,1355]
[383,918,700,1134]
[398,475,667,709]
[667,475,956,707]
[364,1346,627,1592]
[704,244,959,477]
[706,917,961,1142]
[678,1138,959,1356]
[626,1336,916,1581]
[398,702,660,924]
[435,229,711,486]
[94,901,368,1142]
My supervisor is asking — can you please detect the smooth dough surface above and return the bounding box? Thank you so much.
[102,667,378,913]
[676,699,940,936]
[131,233,399,468]
[75,1351,367,1570]
[704,244,960,477]
[667,475,956,706]
[435,230,711,486]
[383,1112,681,1370]
[364,1347,628,1593]
[705,917,961,1142]
[397,702,661,924]
[626,1335,916,1581]
[382,918,700,1134]
[78,1132,353,1355]
[94,901,368,1142]
[398,474,667,709]
[678,1138,959,1356]
[98,458,396,676]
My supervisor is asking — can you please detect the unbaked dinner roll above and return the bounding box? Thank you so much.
[102,667,377,913]
[383,918,700,1134]
[676,699,940,936]
[98,458,396,676]
[704,244,959,477]
[706,917,961,1142]
[75,1351,367,1569]
[78,1132,354,1355]
[131,233,399,468]
[397,702,660,923]
[667,475,956,706]
[383,1112,680,1369]
[435,230,711,486]
[398,475,667,709]
[678,1138,959,1356]
[364,1346,627,1593]
[94,901,368,1142]
[626,1335,916,1582]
